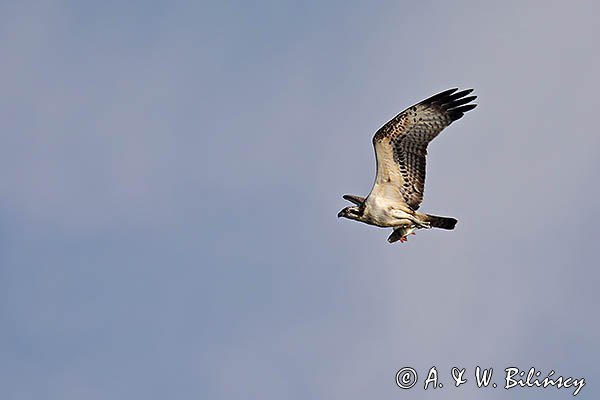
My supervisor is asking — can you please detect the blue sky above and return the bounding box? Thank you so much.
[1,1,599,399]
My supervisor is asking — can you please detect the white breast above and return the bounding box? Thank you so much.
[363,196,398,227]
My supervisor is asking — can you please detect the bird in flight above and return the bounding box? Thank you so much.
[337,88,477,244]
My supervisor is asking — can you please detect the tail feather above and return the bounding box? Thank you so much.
[422,214,457,230]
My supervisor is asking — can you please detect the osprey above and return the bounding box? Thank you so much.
[337,88,477,244]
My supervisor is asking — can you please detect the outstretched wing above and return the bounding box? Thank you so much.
[370,88,477,209]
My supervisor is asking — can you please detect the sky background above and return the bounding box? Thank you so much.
[1,1,599,399]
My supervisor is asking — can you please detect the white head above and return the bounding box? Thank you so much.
[337,205,363,221]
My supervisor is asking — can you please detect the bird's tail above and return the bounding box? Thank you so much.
[421,213,458,230]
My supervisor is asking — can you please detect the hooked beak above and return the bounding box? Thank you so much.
[337,210,345,218]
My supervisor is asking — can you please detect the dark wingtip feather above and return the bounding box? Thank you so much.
[432,87,477,121]
[448,103,477,121]
[444,89,474,102]
[453,104,478,113]
[342,194,365,206]
[422,88,458,104]
[422,88,478,110]
[448,95,477,108]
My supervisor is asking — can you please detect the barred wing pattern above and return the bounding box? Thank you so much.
[371,88,477,209]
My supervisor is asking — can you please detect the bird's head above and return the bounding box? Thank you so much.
[337,206,362,221]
